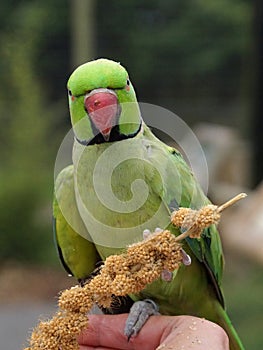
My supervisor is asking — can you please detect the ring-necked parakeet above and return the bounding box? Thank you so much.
[53,58,244,350]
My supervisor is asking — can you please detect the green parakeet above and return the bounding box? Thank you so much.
[53,58,244,350]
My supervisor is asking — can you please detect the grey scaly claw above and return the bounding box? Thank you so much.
[161,269,173,282]
[143,227,164,240]
[143,229,151,240]
[124,299,159,340]
[181,248,192,266]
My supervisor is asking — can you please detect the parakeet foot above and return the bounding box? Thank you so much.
[124,299,159,340]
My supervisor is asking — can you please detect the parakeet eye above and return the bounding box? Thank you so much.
[68,90,76,102]
[125,79,130,91]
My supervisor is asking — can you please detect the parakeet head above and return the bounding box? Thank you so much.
[67,58,142,145]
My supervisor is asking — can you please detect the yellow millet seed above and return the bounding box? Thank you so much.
[59,285,93,313]
[171,205,222,238]
[89,273,113,295]
[196,205,220,228]
[25,229,186,350]
[96,295,113,309]
[27,310,88,350]
[171,207,192,227]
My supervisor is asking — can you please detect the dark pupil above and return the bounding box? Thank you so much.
[68,90,72,96]
[127,80,130,86]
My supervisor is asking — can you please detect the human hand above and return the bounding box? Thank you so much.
[78,314,229,350]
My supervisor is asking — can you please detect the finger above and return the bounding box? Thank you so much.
[157,316,230,350]
[78,314,172,350]
[79,346,117,350]
[78,314,130,349]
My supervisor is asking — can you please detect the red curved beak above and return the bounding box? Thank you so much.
[84,88,118,141]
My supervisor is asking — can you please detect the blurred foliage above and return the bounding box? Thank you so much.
[0,1,68,263]
[97,0,251,103]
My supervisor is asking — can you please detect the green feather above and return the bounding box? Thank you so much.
[68,59,128,96]
[53,165,99,280]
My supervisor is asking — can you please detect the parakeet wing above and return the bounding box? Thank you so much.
[53,164,99,281]
[143,126,225,306]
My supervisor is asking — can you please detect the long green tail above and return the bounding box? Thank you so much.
[217,306,245,350]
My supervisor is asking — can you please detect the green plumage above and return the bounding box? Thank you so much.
[53,58,244,350]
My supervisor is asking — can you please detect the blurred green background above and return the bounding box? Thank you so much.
[0,1,262,349]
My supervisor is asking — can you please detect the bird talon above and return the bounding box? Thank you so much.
[161,269,173,282]
[181,248,192,266]
[124,299,159,339]
[143,229,151,240]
